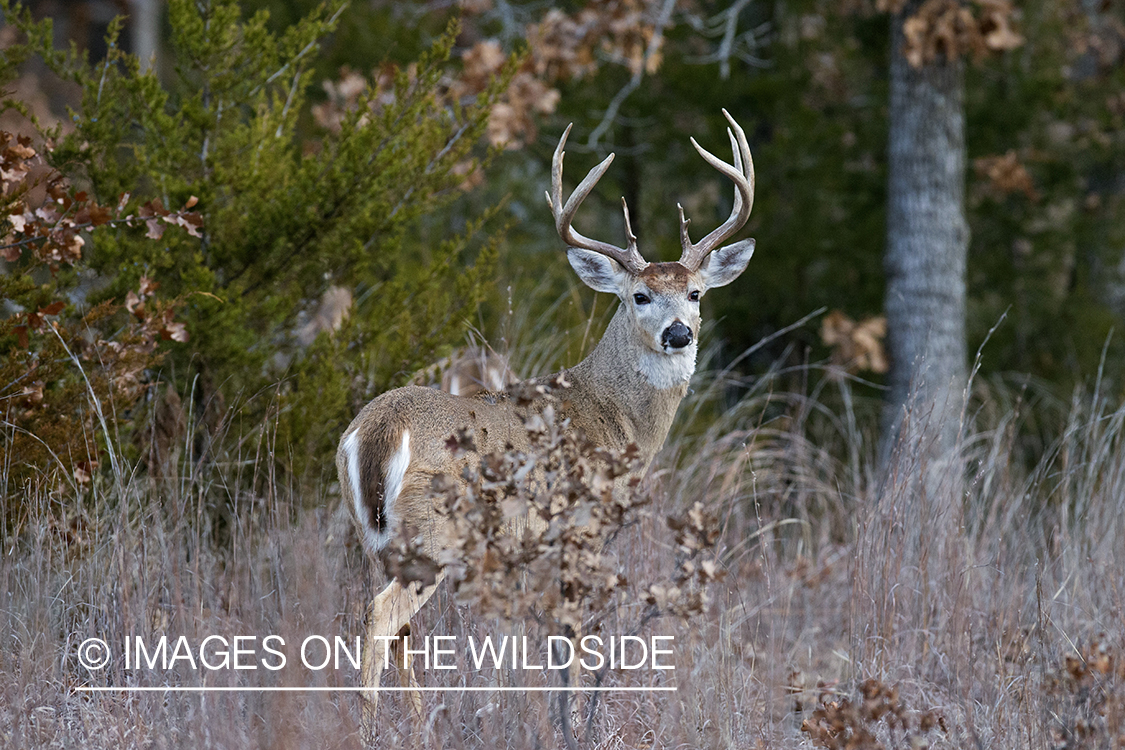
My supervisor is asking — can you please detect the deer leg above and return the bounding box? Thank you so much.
[360,574,445,724]
[392,622,424,719]
[360,588,390,727]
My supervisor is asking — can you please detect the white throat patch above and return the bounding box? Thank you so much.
[637,344,697,389]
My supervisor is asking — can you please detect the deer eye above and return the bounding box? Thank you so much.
[688,290,700,302]
[633,293,651,305]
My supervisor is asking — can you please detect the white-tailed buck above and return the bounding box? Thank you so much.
[337,109,756,715]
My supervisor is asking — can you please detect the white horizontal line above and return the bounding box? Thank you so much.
[75,686,676,693]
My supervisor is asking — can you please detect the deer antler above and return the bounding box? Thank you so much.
[677,109,755,272]
[546,124,649,275]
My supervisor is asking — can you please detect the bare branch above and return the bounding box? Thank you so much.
[585,0,679,151]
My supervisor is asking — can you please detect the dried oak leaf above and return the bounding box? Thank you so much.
[978,0,1024,51]
[160,321,189,343]
[820,310,888,374]
[974,150,1037,199]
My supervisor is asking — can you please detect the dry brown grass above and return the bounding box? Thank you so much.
[2,352,1124,749]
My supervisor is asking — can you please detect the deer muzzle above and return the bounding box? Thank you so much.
[661,321,693,350]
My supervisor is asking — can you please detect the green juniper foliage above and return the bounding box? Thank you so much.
[1,0,507,491]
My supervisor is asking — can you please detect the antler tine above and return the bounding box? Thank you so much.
[545,124,648,275]
[678,109,756,271]
[621,197,638,247]
[677,202,691,251]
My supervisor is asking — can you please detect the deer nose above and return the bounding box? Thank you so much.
[661,321,693,350]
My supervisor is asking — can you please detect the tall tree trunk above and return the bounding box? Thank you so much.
[881,1,969,458]
[130,0,160,74]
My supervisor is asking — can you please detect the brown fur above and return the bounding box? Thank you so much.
[639,262,692,292]
[336,298,697,557]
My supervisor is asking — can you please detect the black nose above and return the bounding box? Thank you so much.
[662,321,693,349]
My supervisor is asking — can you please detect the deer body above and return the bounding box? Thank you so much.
[337,111,756,719]
[339,291,697,556]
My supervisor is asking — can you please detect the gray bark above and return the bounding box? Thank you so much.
[881,1,969,458]
[130,0,160,74]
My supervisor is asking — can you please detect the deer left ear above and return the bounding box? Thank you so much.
[567,247,630,295]
[698,238,755,290]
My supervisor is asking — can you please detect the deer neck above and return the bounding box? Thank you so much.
[565,303,694,462]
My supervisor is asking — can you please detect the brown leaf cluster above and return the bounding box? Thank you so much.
[381,376,724,640]
[1,130,38,191]
[312,1,667,153]
[3,133,93,267]
[7,276,184,376]
[453,40,560,150]
[974,150,1039,200]
[311,43,559,156]
[479,0,669,148]
[428,376,644,633]
[801,678,947,749]
[311,0,668,152]
[2,298,174,494]
[646,501,727,617]
[529,0,665,82]
[898,0,1024,68]
[310,67,376,135]
[1045,635,1125,749]
[1,128,198,495]
[820,310,888,374]
[2,134,202,269]
[125,276,190,343]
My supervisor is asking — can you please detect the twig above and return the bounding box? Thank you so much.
[276,70,303,138]
[47,323,124,492]
[256,2,350,94]
[96,49,112,107]
[387,122,470,219]
[586,0,679,150]
[683,8,772,73]
[717,0,753,79]
[1,207,201,256]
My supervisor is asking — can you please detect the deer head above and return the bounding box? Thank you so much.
[546,110,756,385]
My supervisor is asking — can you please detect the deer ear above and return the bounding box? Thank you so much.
[698,238,755,290]
[567,248,630,295]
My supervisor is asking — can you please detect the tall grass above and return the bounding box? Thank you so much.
[2,319,1124,748]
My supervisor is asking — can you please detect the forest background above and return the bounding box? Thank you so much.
[2,1,1125,747]
[4,0,1123,496]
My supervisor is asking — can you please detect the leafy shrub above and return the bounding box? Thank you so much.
[801,678,948,750]
[1,0,508,500]
[386,377,724,632]
[380,378,726,740]
[1046,635,1125,750]
[1,128,199,506]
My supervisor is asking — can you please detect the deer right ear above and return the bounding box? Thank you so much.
[698,238,755,290]
[567,248,630,295]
